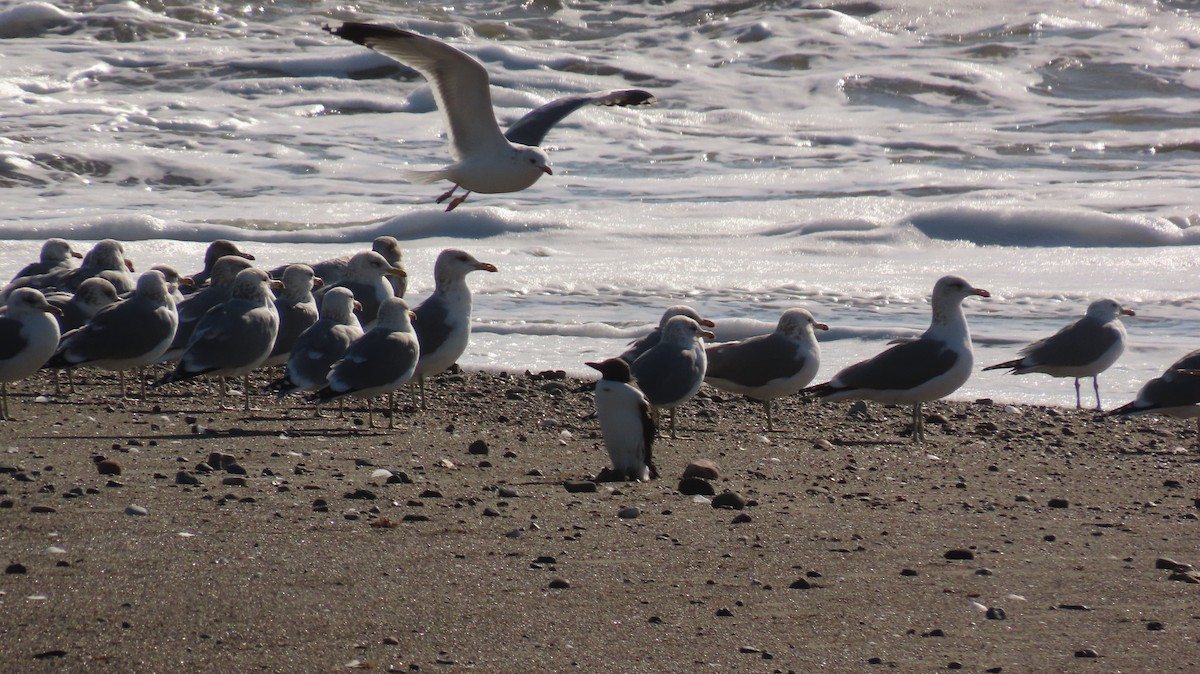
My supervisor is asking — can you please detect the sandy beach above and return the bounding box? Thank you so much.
[1,368,1197,673]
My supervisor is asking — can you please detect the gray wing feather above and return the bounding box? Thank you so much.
[505,89,656,147]
[833,339,957,392]
[1018,318,1118,368]
[705,334,803,388]
[631,347,703,406]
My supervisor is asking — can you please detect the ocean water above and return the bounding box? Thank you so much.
[3,0,1200,407]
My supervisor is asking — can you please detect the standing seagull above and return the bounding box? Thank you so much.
[0,288,61,420]
[309,297,419,429]
[984,298,1134,410]
[279,236,407,298]
[704,308,828,432]
[412,249,498,407]
[803,276,990,443]
[1107,350,1200,440]
[2,238,134,300]
[265,287,364,405]
[185,240,255,290]
[160,255,255,362]
[46,270,179,399]
[631,315,715,439]
[9,238,82,282]
[47,277,120,333]
[264,264,322,368]
[325,23,653,211]
[322,251,406,327]
[620,305,716,364]
[155,268,280,411]
[587,358,657,482]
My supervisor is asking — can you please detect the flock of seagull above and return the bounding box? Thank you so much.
[0,237,495,429]
[1,21,1196,482]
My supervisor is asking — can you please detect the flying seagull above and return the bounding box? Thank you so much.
[324,22,654,210]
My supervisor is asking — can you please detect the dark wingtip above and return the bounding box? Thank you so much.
[600,89,656,108]
[323,21,418,48]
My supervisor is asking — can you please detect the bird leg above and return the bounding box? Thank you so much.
[1074,377,1082,409]
[911,403,924,443]
[445,191,472,212]
[243,374,252,412]
[1,382,8,420]
[435,184,460,204]
[669,408,678,440]
[367,398,375,429]
[1092,376,1103,412]
[764,400,774,433]
[387,391,395,429]
[138,367,147,400]
[417,376,427,411]
[118,369,127,399]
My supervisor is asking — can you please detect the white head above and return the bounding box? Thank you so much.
[74,277,120,309]
[661,315,716,347]
[514,145,552,179]
[660,305,715,328]
[1085,298,1135,321]
[84,239,133,272]
[135,270,174,306]
[932,275,990,304]
[371,236,404,266]
[208,255,255,289]
[320,287,360,325]
[7,287,60,317]
[280,264,320,300]
[375,297,415,332]
[433,249,498,287]
[42,238,81,264]
[230,268,275,303]
[776,307,829,339]
[348,251,406,282]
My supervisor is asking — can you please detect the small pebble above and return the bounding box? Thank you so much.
[5,563,26,574]
[468,440,489,455]
[125,505,148,516]
[944,549,975,561]
[1146,621,1164,631]
[175,471,200,486]
[986,607,1006,620]
[1074,648,1100,658]
[711,492,747,510]
[617,506,640,520]
[1048,498,1069,508]
[563,480,597,494]
[677,477,716,496]
[548,578,570,589]
[788,578,812,590]
[681,459,720,480]
[96,459,122,476]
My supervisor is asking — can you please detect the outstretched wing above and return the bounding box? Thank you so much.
[326,23,508,160]
[504,89,656,147]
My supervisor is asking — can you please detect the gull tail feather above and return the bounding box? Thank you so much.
[401,168,453,185]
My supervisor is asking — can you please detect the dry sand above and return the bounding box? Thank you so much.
[1,368,1198,673]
